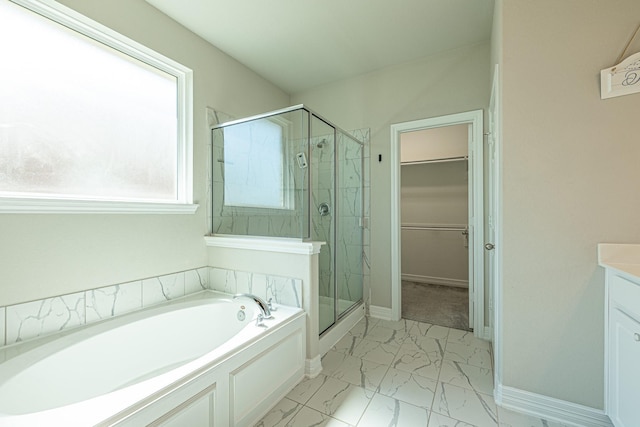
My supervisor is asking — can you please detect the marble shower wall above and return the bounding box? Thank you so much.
[310,133,335,302]
[206,107,236,235]
[336,130,366,307]
[211,113,308,239]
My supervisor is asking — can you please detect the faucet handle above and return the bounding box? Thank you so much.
[267,298,277,312]
[256,313,266,327]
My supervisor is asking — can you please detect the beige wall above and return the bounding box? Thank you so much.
[292,42,490,308]
[401,162,469,285]
[0,0,289,306]
[401,162,468,226]
[400,124,468,163]
[498,0,640,409]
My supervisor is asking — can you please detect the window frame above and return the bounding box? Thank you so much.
[0,0,196,214]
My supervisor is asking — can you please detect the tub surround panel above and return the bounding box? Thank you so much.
[142,272,186,306]
[0,259,307,348]
[86,281,143,323]
[6,293,85,344]
[185,267,209,294]
[209,267,302,308]
[1,267,210,346]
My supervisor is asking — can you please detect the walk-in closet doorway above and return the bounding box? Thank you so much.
[400,124,470,330]
[390,110,485,336]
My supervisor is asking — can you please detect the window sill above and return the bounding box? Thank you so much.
[0,198,199,214]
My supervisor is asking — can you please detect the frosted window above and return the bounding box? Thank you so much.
[223,119,288,209]
[0,1,185,203]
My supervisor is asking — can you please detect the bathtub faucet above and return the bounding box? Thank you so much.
[233,293,272,318]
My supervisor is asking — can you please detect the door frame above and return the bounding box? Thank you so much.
[488,64,503,395]
[390,110,485,337]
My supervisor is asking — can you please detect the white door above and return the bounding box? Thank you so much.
[467,125,475,330]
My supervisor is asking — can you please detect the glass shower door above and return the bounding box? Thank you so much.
[311,116,335,334]
[336,130,364,317]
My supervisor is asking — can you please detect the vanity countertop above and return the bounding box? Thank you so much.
[598,243,640,280]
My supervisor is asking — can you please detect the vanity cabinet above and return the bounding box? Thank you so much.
[605,272,640,427]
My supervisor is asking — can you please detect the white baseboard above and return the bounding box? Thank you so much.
[495,384,612,427]
[369,305,393,321]
[401,273,468,288]
[305,355,322,378]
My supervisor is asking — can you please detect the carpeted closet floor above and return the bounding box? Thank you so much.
[401,281,470,331]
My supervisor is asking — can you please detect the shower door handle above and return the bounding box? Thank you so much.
[318,203,330,217]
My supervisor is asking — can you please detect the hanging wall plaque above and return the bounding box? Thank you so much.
[601,51,640,99]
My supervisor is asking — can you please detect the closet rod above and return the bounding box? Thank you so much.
[401,225,467,232]
[401,156,467,166]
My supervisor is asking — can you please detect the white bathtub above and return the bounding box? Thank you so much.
[0,291,306,426]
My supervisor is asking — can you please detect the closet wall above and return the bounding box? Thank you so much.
[400,125,469,287]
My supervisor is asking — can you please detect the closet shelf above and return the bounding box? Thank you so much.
[401,224,468,232]
[401,156,467,166]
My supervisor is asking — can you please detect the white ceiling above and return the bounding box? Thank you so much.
[145,0,494,94]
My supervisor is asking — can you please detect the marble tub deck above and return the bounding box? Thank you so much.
[257,317,570,427]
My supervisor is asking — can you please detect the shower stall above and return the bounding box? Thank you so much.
[211,105,364,335]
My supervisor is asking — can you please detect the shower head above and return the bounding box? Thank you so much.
[316,138,327,148]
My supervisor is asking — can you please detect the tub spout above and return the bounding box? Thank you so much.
[233,293,272,318]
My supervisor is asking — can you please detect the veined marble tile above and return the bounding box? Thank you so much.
[265,276,302,308]
[320,350,388,391]
[185,268,208,295]
[375,318,416,334]
[286,374,330,405]
[428,412,477,427]
[403,334,446,359]
[86,280,142,323]
[0,307,5,347]
[438,360,493,395]
[232,270,255,295]
[284,406,351,427]
[392,339,443,380]
[332,333,361,355]
[406,333,447,358]
[447,329,492,350]
[209,267,237,294]
[497,407,571,427]
[433,382,498,427]
[362,323,408,346]
[363,244,371,271]
[348,316,378,339]
[142,272,185,307]
[409,322,451,341]
[6,292,85,344]
[254,397,301,427]
[306,377,373,425]
[358,393,429,427]
[351,337,400,366]
[378,367,437,409]
[444,342,492,370]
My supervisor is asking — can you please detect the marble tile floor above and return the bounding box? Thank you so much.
[256,317,571,427]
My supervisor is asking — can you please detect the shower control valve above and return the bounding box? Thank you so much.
[318,202,330,217]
